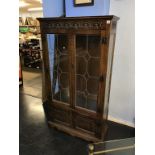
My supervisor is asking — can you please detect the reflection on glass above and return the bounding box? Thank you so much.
[52,34,69,103]
[76,35,101,111]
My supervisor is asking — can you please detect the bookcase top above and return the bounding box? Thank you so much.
[38,15,119,22]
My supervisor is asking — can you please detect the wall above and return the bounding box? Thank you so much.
[108,0,135,127]
[42,0,64,17]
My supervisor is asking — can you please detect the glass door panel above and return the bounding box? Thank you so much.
[75,35,101,111]
[47,34,70,104]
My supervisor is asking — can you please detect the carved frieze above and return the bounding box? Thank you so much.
[41,20,106,30]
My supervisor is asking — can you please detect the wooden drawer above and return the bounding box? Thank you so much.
[75,114,96,133]
[50,107,71,125]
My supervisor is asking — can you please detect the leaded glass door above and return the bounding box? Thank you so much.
[47,34,101,112]
[75,35,101,112]
[52,34,70,104]
[47,33,103,134]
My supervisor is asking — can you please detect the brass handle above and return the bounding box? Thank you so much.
[88,144,94,155]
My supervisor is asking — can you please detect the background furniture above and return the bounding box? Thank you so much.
[19,55,23,86]
[19,17,42,70]
[19,39,42,69]
[38,16,119,142]
[88,137,135,155]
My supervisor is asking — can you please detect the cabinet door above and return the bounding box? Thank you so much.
[45,34,73,126]
[74,35,101,112]
[46,34,71,105]
[52,34,70,103]
[46,34,101,111]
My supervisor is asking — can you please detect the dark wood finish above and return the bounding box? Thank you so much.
[38,16,119,142]
[41,34,52,102]
[48,121,101,142]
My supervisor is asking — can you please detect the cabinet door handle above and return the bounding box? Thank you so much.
[71,64,74,69]
[99,75,104,82]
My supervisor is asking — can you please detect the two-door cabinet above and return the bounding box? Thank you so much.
[38,16,119,142]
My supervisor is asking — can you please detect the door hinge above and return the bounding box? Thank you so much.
[101,37,107,44]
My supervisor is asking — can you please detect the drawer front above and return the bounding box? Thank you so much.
[50,107,71,125]
[74,114,96,133]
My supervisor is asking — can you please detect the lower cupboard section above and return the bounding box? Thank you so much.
[43,102,107,141]
[44,104,105,138]
[49,106,72,126]
[74,114,96,134]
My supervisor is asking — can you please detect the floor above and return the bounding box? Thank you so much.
[19,68,135,155]
[20,68,42,98]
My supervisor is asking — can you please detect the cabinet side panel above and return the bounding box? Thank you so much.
[41,34,52,102]
[103,21,117,120]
